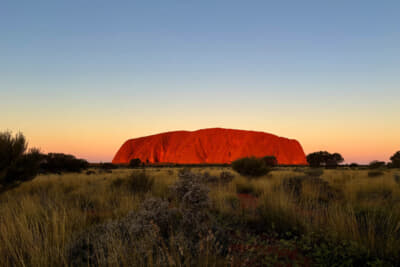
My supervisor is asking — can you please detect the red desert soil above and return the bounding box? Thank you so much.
[112,128,307,165]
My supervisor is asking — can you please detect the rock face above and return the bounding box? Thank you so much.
[112,128,307,165]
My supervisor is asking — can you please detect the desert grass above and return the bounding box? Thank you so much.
[1,167,400,266]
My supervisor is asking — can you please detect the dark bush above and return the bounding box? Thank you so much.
[368,161,386,169]
[40,153,89,173]
[262,155,278,167]
[0,131,43,192]
[129,158,142,168]
[232,157,270,177]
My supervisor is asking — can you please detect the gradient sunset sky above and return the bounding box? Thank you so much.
[1,1,399,164]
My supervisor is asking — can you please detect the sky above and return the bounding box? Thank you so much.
[1,0,399,164]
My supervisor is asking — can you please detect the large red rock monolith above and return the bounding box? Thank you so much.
[112,128,307,165]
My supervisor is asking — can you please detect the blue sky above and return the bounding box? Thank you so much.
[1,0,399,163]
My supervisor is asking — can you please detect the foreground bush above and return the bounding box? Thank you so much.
[0,131,43,193]
[232,157,270,177]
[69,170,223,266]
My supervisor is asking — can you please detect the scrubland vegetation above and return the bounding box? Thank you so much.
[1,166,400,266]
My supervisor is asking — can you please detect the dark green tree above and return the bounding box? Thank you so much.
[306,151,344,168]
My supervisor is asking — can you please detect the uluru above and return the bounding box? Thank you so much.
[112,128,307,165]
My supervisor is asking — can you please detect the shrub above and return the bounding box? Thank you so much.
[232,157,270,177]
[40,153,89,173]
[170,170,210,209]
[369,161,386,169]
[0,131,43,192]
[129,158,142,168]
[68,198,179,266]
[349,163,359,168]
[127,171,154,193]
[68,194,222,266]
[262,155,278,167]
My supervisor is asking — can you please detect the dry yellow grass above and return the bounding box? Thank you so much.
[0,167,399,266]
